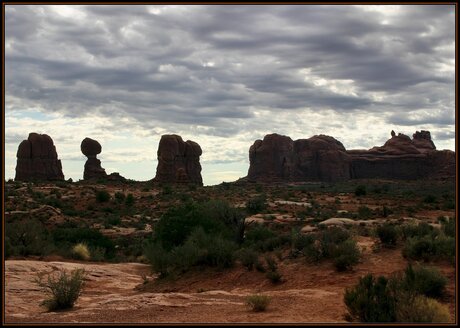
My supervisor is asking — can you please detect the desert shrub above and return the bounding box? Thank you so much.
[403,236,434,261]
[6,219,54,257]
[246,195,267,214]
[357,206,372,219]
[96,190,110,203]
[396,295,450,323]
[400,222,435,240]
[403,235,455,262]
[266,270,282,283]
[36,268,85,311]
[441,217,455,237]
[144,242,174,277]
[52,227,115,259]
[153,200,243,250]
[433,235,455,262]
[333,239,360,271]
[146,227,237,276]
[291,230,315,254]
[345,265,451,323]
[377,224,399,247]
[402,264,447,298]
[354,185,366,196]
[125,193,135,206]
[344,274,396,322]
[237,248,259,271]
[246,294,270,312]
[114,192,125,203]
[72,243,90,261]
[423,195,437,203]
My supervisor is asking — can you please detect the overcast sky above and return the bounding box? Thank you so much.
[5,4,456,185]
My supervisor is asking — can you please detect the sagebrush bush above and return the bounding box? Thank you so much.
[246,294,271,312]
[36,268,85,311]
[396,295,450,323]
[237,248,259,271]
[355,185,366,196]
[344,274,396,322]
[402,264,447,298]
[96,190,110,202]
[72,243,90,261]
[403,234,455,262]
[246,195,267,214]
[333,239,360,271]
[377,224,398,247]
[344,265,451,323]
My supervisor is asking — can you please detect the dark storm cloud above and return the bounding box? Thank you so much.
[5,4,455,140]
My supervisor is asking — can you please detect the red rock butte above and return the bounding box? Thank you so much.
[15,133,64,181]
[153,134,203,185]
[247,130,455,182]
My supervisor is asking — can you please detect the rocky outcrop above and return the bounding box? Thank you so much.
[81,138,107,180]
[348,130,452,180]
[247,130,455,182]
[15,133,64,181]
[248,133,351,182]
[154,134,203,185]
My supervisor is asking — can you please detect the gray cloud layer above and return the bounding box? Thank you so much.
[5,4,455,143]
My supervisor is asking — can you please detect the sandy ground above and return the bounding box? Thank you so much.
[4,238,456,324]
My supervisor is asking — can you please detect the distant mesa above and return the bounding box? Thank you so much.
[153,134,203,185]
[81,137,125,181]
[247,130,454,182]
[15,133,64,181]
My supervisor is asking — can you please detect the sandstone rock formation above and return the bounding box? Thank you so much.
[248,133,351,182]
[154,134,203,185]
[247,130,454,182]
[81,138,107,180]
[348,130,452,180]
[15,133,64,181]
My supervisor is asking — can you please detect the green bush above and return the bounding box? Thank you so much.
[396,295,450,323]
[377,224,398,246]
[246,294,270,312]
[246,195,267,214]
[36,268,85,311]
[345,265,451,323]
[358,206,372,219]
[344,274,396,322]
[441,217,455,237]
[237,248,259,271]
[355,185,366,196]
[96,190,110,203]
[266,270,282,284]
[6,219,54,257]
[333,239,360,271]
[52,227,115,259]
[125,193,135,206]
[402,264,447,298]
[114,192,125,203]
[403,234,455,262]
[144,242,174,277]
[400,222,435,240]
[153,200,243,250]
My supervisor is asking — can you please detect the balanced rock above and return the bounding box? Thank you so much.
[154,134,203,185]
[15,133,64,181]
[81,138,107,180]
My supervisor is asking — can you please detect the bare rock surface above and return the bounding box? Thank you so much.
[15,133,64,181]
